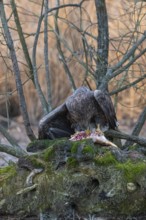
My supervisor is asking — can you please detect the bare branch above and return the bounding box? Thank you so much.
[50,22,94,76]
[10,0,35,85]
[130,107,146,136]
[46,1,85,15]
[0,0,36,141]
[124,107,146,147]
[32,1,83,112]
[0,124,20,148]
[44,0,52,111]
[32,0,89,96]
[110,74,146,95]
[54,0,76,91]
[99,32,146,90]
[112,47,146,77]
[32,0,49,115]
[112,32,146,72]
[57,16,97,40]
[82,36,89,84]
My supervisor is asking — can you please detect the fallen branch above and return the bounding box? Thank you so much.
[0,143,27,158]
[105,129,146,147]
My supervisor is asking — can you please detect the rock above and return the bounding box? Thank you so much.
[0,138,146,219]
[127,182,137,192]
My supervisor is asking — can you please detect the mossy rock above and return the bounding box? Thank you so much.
[1,138,146,219]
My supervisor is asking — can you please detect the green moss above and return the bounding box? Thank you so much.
[28,155,46,168]
[116,160,146,181]
[43,146,55,161]
[27,138,68,152]
[0,165,15,175]
[0,165,16,183]
[117,196,146,215]
[82,146,94,155]
[118,200,136,215]
[71,139,95,154]
[27,139,53,152]
[67,157,79,168]
[71,142,80,154]
[94,152,117,165]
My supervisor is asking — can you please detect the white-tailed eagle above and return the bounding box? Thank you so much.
[38,87,118,139]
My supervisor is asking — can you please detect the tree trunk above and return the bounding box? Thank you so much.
[94,0,109,90]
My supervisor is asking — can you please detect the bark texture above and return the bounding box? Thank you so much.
[94,0,109,90]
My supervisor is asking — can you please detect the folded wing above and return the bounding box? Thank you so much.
[94,90,118,129]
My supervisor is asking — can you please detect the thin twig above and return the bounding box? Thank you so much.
[46,1,85,15]
[52,26,94,76]
[112,47,146,77]
[32,0,91,94]
[32,0,49,115]
[110,74,146,95]
[32,1,82,112]
[99,32,146,90]
[112,32,146,72]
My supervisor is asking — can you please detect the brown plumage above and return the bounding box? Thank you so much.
[38,87,118,139]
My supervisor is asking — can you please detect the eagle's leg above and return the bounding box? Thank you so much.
[46,127,73,140]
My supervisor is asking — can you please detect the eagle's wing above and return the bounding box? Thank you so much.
[38,103,73,139]
[94,90,118,129]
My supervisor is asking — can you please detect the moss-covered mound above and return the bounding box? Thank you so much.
[1,139,146,219]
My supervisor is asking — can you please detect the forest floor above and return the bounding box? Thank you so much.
[0,115,146,166]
